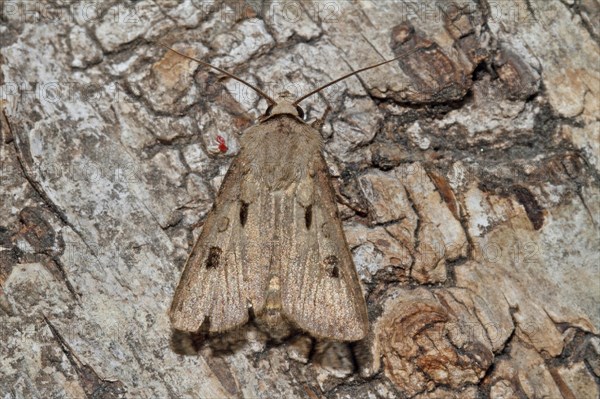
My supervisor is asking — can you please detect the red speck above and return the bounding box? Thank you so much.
[216,135,228,153]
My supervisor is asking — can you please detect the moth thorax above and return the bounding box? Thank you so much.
[264,97,305,119]
[271,101,297,115]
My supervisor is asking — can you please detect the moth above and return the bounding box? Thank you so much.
[164,44,406,344]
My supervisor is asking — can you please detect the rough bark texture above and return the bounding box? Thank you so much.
[1,1,598,398]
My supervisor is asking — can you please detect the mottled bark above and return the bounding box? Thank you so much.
[1,1,598,398]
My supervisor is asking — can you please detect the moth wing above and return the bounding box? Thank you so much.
[169,153,272,333]
[279,146,369,341]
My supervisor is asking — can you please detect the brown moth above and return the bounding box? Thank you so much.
[164,45,406,343]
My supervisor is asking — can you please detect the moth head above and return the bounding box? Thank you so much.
[262,91,305,121]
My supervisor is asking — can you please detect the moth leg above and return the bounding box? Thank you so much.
[286,335,363,376]
[170,319,250,356]
[286,334,314,364]
[312,341,355,378]
[170,328,208,355]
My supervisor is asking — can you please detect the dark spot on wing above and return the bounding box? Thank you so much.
[240,201,249,226]
[206,246,222,269]
[324,255,340,278]
[305,204,312,229]
[331,265,339,278]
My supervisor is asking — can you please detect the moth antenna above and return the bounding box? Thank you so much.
[158,42,277,105]
[293,51,413,106]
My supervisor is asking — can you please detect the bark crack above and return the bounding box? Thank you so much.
[43,315,127,399]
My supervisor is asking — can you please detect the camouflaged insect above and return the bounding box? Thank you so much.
[164,45,406,343]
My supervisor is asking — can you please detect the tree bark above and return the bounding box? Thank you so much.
[1,1,598,398]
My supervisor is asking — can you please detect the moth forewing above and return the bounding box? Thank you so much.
[169,153,270,333]
[278,121,369,341]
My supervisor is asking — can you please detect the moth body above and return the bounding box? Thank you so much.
[170,98,369,342]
